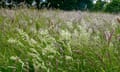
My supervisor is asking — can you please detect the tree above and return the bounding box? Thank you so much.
[47,0,94,10]
[93,0,107,11]
[77,0,94,10]
[47,0,63,9]
[61,0,78,10]
[104,0,120,13]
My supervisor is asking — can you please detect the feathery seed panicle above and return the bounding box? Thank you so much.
[0,9,120,72]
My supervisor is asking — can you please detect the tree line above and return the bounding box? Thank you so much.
[0,0,120,13]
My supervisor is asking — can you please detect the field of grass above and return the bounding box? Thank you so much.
[0,9,120,72]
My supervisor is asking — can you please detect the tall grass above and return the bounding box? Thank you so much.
[0,9,120,72]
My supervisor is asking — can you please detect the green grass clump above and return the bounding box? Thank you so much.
[0,9,120,72]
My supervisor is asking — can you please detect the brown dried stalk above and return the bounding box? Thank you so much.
[104,29,114,46]
[117,17,120,23]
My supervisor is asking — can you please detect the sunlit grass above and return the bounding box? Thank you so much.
[0,9,120,72]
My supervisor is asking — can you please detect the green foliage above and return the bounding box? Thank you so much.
[61,0,78,10]
[92,0,107,11]
[0,0,120,12]
[104,0,120,13]
[48,0,79,10]
[47,0,94,10]
[78,0,94,10]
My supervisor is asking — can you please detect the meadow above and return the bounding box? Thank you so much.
[0,9,120,72]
